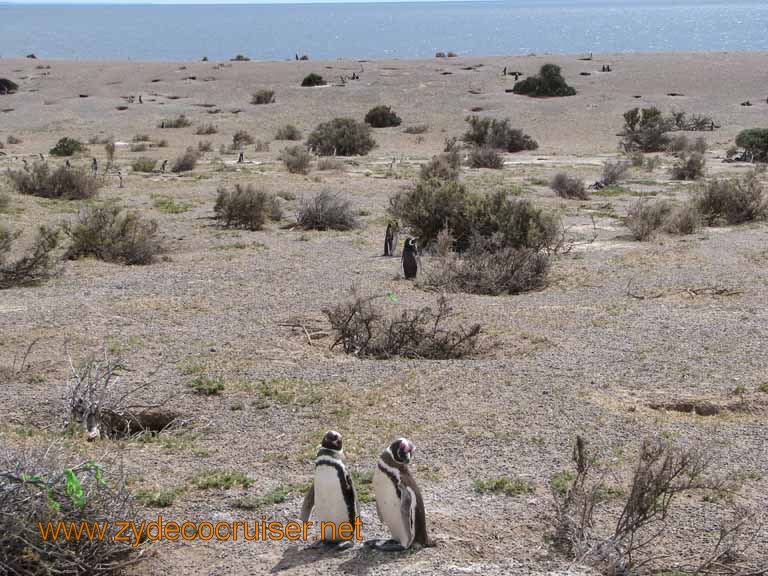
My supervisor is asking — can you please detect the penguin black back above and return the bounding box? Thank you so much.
[384,222,394,256]
[402,238,418,279]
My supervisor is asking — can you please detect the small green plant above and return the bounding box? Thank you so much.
[301,73,326,87]
[758,383,768,394]
[473,476,535,496]
[549,470,575,496]
[192,469,252,490]
[231,482,310,510]
[135,488,181,508]
[152,195,191,214]
[187,375,225,396]
[251,89,275,104]
[49,137,86,157]
[365,105,402,128]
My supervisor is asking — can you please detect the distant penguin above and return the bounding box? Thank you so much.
[384,223,394,256]
[366,438,432,551]
[300,430,359,550]
[503,66,507,76]
[161,160,168,173]
[65,159,71,169]
[139,95,143,104]
[238,151,244,164]
[91,158,98,176]
[38,153,44,161]
[402,238,418,279]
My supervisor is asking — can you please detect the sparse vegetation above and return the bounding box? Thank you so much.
[8,162,101,199]
[275,124,302,141]
[625,198,673,240]
[195,123,218,135]
[49,137,86,157]
[279,145,312,174]
[420,148,461,181]
[301,73,326,87]
[404,124,429,134]
[0,78,19,94]
[620,107,672,152]
[232,129,254,149]
[307,118,376,156]
[251,89,275,105]
[191,469,252,490]
[7,135,22,145]
[670,152,706,180]
[601,159,630,186]
[63,206,163,265]
[512,64,576,97]
[159,115,191,129]
[197,140,213,153]
[131,157,157,172]
[171,147,199,173]
[695,172,767,225]
[316,157,343,171]
[214,184,282,230]
[467,146,504,169]
[462,116,538,152]
[0,225,60,289]
[473,476,535,496]
[365,105,402,128]
[324,291,481,359]
[187,375,225,396]
[551,173,588,199]
[297,190,358,230]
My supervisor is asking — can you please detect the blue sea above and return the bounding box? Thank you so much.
[1,0,767,61]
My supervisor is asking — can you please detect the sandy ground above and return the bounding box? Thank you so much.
[1,52,767,575]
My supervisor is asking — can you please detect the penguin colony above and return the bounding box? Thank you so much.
[301,431,433,551]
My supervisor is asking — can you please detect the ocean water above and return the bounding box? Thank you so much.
[1,0,767,61]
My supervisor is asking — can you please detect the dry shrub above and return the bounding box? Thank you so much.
[8,162,101,199]
[63,206,162,265]
[625,198,673,240]
[232,129,254,149]
[275,124,302,141]
[462,115,538,152]
[364,105,402,128]
[131,157,156,172]
[620,107,672,152]
[0,225,60,289]
[104,139,116,165]
[297,190,357,230]
[159,114,191,128]
[467,146,504,169]
[316,157,343,171]
[306,118,376,156]
[251,89,275,105]
[197,140,213,153]
[214,184,281,230]
[667,134,707,157]
[279,145,312,174]
[695,172,767,225]
[129,143,147,153]
[601,160,630,186]
[49,137,86,157]
[171,147,199,172]
[324,291,481,359]
[0,447,142,575]
[195,123,218,135]
[404,124,429,135]
[7,135,22,145]
[420,148,461,181]
[670,152,706,180]
[551,173,588,199]
[425,236,549,295]
[664,202,701,235]
[254,140,270,153]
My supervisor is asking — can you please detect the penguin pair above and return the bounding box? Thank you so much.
[300,431,432,552]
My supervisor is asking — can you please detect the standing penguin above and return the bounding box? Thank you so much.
[367,438,432,551]
[300,430,359,550]
[402,237,418,279]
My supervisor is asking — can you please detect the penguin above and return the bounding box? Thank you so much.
[161,159,168,173]
[402,237,418,279]
[300,430,359,550]
[384,223,394,256]
[238,151,244,164]
[367,438,432,551]
[91,157,98,176]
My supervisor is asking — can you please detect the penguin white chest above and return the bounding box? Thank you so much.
[373,467,411,547]
[314,465,350,540]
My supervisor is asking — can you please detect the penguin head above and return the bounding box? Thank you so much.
[321,430,343,451]
[390,437,415,464]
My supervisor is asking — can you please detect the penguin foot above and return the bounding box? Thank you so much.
[364,539,407,552]
[308,540,354,552]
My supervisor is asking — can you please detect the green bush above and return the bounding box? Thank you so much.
[214,184,281,230]
[232,130,254,149]
[301,73,326,87]
[420,149,461,181]
[735,128,768,163]
[275,124,302,141]
[620,107,672,152]
[8,162,101,199]
[251,89,275,105]
[512,64,576,97]
[0,78,19,94]
[306,118,376,156]
[279,145,312,174]
[63,206,162,265]
[467,146,504,169]
[49,137,86,157]
[462,116,538,152]
[131,158,157,173]
[365,105,402,128]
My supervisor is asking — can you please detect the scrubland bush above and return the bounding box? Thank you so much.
[601,159,630,186]
[49,137,85,157]
[420,148,461,181]
[197,140,213,153]
[390,180,560,253]
[324,292,481,359]
[297,190,357,230]
[695,172,767,225]
[214,184,281,230]
[159,115,191,129]
[232,130,254,149]
[275,124,302,141]
[0,78,19,94]
[195,123,218,135]
[664,202,701,235]
[0,225,60,289]
[63,206,162,265]
[7,135,22,145]
[667,134,707,156]
[0,448,141,574]
[620,107,672,152]
[132,134,151,143]
[551,173,588,200]
[130,143,147,153]
[171,147,199,173]
[462,116,538,152]
[626,199,673,240]
[307,118,376,156]
[404,124,429,135]
[301,73,326,87]
[364,105,402,128]
[467,146,504,169]
[279,145,312,174]
[670,152,706,180]
[735,128,768,163]
[251,89,275,105]
[131,157,156,172]
[512,64,576,97]
[316,157,343,171]
[8,162,101,199]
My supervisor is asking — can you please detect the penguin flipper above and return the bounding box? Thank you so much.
[343,467,360,521]
[299,483,314,523]
[399,485,416,549]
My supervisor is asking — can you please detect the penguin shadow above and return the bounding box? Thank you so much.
[270,544,335,573]
[336,543,421,574]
